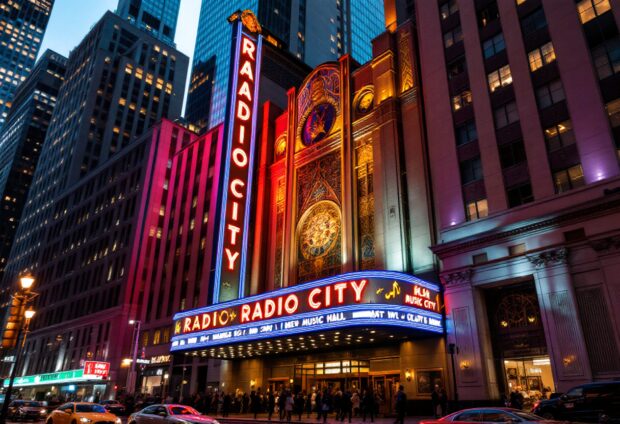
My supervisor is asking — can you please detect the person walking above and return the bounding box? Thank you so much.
[394,385,407,424]
[352,390,360,417]
[251,390,261,419]
[362,389,375,423]
[320,390,331,423]
[223,392,231,417]
[295,391,305,421]
[285,391,294,423]
[315,391,322,421]
[340,390,352,423]
[267,391,276,421]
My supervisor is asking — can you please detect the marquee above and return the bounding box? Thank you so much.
[171,271,443,352]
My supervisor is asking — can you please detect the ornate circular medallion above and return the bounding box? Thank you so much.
[299,202,341,259]
[357,91,374,114]
[301,103,336,146]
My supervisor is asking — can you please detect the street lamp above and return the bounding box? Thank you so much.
[0,275,38,422]
[125,319,141,394]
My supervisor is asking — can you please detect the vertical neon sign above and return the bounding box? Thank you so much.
[213,19,263,303]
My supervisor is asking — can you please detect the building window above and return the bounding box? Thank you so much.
[466,198,488,221]
[478,2,500,28]
[473,252,488,264]
[521,8,547,35]
[528,42,556,71]
[507,183,534,207]
[577,0,612,24]
[447,55,467,79]
[591,36,620,79]
[553,164,585,193]
[456,120,478,145]
[499,139,527,168]
[460,156,484,184]
[153,330,161,345]
[607,98,620,128]
[452,90,473,111]
[488,64,513,92]
[544,120,576,152]
[483,33,506,58]
[440,0,459,20]
[444,26,464,48]
[536,80,565,109]
[141,331,149,347]
[494,101,519,128]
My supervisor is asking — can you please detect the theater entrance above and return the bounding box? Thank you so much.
[293,359,370,393]
[370,373,400,416]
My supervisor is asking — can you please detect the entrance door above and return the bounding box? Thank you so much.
[371,374,399,416]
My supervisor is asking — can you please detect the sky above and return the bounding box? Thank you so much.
[38,0,202,115]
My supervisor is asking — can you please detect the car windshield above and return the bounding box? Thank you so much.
[514,411,544,421]
[16,401,40,407]
[76,404,107,413]
[170,406,199,416]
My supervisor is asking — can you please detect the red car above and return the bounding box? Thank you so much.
[420,407,561,424]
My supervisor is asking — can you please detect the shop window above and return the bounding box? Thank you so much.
[466,198,488,221]
[544,120,576,152]
[460,156,483,184]
[444,26,464,48]
[528,42,556,71]
[507,183,534,207]
[535,80,565,109]
[591,36,620,79]
[488,64,513,93]
[440,0,459,20]
[576,0,612,24]
[521,8,547,35]
[452,90,472,111]
[553,164,585,193]
[483,33,506,58]
[494,101,519,128]
[499,139,526,168]
[456,120,478,145]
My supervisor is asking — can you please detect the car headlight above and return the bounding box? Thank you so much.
[41,409,48,414]
[79,418,92,423]
[115,418,122,424]
[212,420,220,424]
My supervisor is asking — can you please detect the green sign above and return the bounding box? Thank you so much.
[3,369,100,387]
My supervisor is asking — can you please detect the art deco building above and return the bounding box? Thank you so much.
[2,11,188,288]
[0,50,66,287]
[414,0,620,402]
[116,0,180,46]
[185,0,385,130]
[0,0,54,130]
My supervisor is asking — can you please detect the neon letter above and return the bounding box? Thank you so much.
[232,147,248,167]
[284,295,299,314]
[238,125,246,145]
[225,248,240,270]
[241,304,251,323]
[251,302,263,321]
[238,81,252,102]
[265,299,276,318]
[227,224,241,245]
[230,179,245,198]
[334,283,347,304]
[242,37,255,59]
[308,288,322,309]
[237,100,251,121]
[183,318,191,333]
[239,60,254,81]
[350,279,368,302]
[231,201,239,221]
[201,313,211,329]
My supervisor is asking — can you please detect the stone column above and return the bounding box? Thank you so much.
[526,248,592,391]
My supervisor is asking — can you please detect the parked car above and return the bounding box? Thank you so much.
[45,402,121,424]
[420,407,558,424]
[129,404,219,424]
[7,400,48,421]
[532,381,620,423]
[100,399,126,415]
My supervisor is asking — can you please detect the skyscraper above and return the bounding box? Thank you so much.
[116,0,180,46]
[0,50,66,286]
[2,11,188,286]
[0,0,54,130]
[185,0,385,130]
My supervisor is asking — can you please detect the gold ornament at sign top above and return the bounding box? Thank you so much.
[229,10,262,34]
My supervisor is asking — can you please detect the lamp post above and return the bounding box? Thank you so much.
[448,343,459,411]
[126,320,141,394]
[0,275,37,423]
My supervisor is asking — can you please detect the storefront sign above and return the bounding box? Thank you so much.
[213,18,263,303]
[3,368,105,388]
[83,361,110,378]
[149,355,171,364]
[171,271,443,352]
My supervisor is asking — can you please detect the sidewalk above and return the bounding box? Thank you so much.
[215,413,433,424]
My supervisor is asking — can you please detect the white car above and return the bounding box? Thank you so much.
[129,404,219,424]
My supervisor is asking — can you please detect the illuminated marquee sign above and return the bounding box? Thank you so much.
[83,361,110,379]
[171,271,443,352]
[213,18,263,303]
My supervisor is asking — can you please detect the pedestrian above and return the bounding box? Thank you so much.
[352,390,360,417]
[279,389,287,421]
[431,385,441,418]
[509,388,524,410]
[439,386,448,417]
[362,389,375,423]
[285,390,294,423]
[395,385,407,424]
[315,391,322,421]
[295,391,305,421]
[305,390,313,418]
[251,390,261,419]
[340,390,352,423]
[320,390,331,424]
[223,392,232,417]
[268,391,276,421]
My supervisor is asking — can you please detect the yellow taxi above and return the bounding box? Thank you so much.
[46,402,121,424]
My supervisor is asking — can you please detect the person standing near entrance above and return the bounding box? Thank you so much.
[320,389,331,423]
[362,388,375,423]
[394,385,407,424]
[340,390,353,423]
[267,391,276,421]
[431,385,448,417]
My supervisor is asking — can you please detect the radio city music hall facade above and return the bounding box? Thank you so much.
[132,12,447,410]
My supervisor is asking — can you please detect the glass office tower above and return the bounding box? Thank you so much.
[116,0,180,46]
[0,0,54,130]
